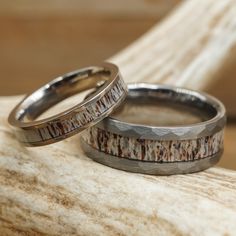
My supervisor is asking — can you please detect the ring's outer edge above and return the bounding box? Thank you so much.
[95,83,226,140]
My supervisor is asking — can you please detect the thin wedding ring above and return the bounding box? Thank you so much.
[8,62,127,146]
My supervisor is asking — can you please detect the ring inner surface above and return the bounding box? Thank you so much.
[112,89,217,126]
[18,68,111,122]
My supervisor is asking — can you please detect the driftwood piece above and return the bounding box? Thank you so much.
[111,0,236,116]
[1,0,236,235]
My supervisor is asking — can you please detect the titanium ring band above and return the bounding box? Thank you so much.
[81,83,226,175]
[8,62,127,146]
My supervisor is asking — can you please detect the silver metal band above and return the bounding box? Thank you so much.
[81,83,226,175]
[8,62,127,146]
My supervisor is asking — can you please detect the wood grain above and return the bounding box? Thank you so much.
[0,0,236,235]
[0,96,236,235]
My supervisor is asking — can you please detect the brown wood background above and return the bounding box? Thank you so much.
[0,0,235,170]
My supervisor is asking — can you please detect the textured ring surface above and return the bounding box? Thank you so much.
[8,62,127,146]
[81,83,226,175]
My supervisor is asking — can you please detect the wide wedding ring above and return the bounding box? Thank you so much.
[81,83,226,175]
[8,62,127,146]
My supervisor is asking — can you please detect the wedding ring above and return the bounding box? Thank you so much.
[81,83,226,175]
[8,62,127,146]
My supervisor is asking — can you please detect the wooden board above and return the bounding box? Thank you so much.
[0,0,236,234]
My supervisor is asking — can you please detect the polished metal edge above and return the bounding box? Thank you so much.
[95,83,226,140]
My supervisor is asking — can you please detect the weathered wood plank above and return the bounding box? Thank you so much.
[0,0,236,235]
[111,0,236,116]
